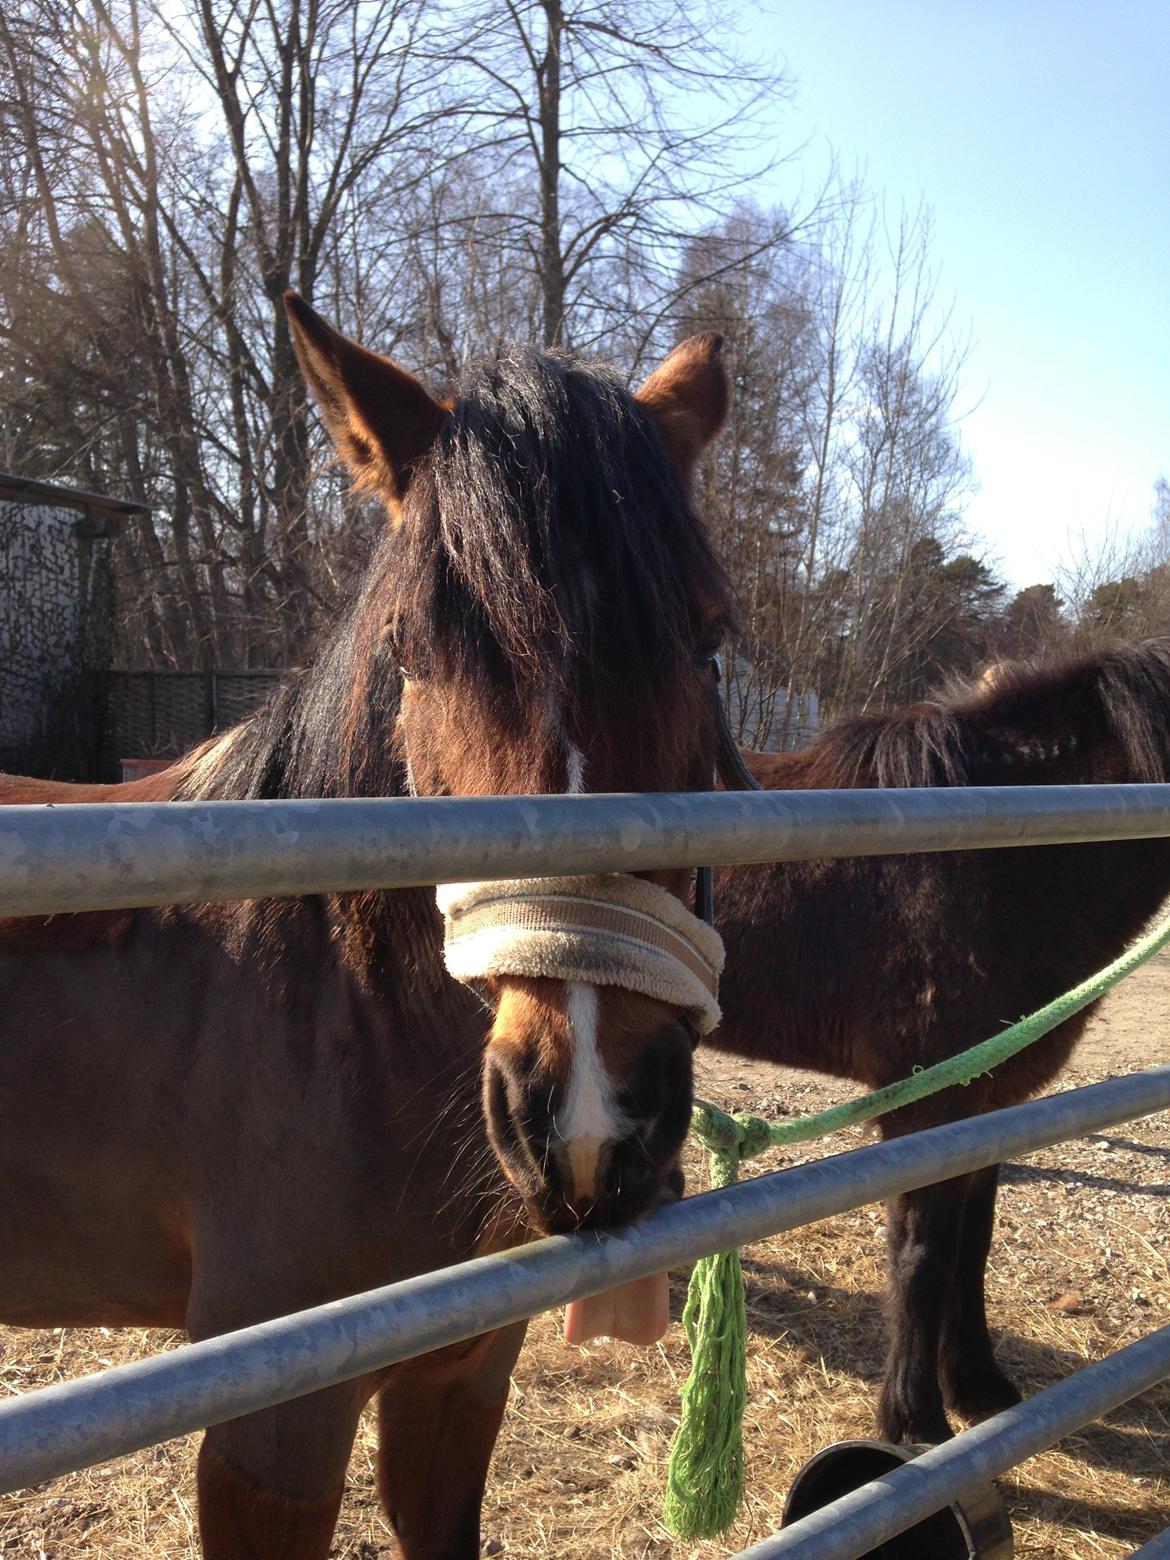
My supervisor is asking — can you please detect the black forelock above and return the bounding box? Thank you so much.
[386,346,733,698]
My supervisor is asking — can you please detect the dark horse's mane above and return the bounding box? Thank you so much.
[797,639,1170,789]
[179,348,733,803]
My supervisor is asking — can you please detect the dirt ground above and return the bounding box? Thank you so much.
[2,957,1169,1558]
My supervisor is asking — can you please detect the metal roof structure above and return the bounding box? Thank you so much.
[0,469,150,533]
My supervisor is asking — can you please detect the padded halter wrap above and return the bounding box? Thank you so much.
[436,874,725,1034]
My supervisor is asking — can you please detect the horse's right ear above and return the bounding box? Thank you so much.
[635,332,729,476]
[284,292,448,509]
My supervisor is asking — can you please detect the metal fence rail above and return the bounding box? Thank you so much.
[3,782,1170,917]
[732,1322,1170,1559]
[1130,1528,1170,1556]
[0,1068,1167,1495]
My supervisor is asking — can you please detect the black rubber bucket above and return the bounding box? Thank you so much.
[781,1439,1014,1559]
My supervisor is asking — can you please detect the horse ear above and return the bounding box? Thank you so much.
[284,292,448,508]
[635,332,728,475]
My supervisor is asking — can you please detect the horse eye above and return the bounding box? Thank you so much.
[694,628,724,665]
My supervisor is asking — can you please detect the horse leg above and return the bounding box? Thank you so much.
[877,1176,966,1445]
[376,1322,527,1560]
[196,1379,371,1560]
[938,1164,1022,1422]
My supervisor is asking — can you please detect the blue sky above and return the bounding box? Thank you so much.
[745,0,1169,590]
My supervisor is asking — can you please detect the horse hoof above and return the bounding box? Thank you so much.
[944,1370,1023,1424]
[875,1396,954,1447]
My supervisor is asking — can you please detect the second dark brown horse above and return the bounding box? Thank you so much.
[713,640,1170,1443]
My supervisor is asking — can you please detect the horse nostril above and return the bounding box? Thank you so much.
[483,1053,545,1185]
[483,1055,518,1152]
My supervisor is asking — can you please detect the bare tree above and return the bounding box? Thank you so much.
[1,0,993,711]
[439,0,793,349]
[995,583,1068,660]
[162,0,457,658]
[0,0,216,662]
[0,0,455,665]
[1054,477,1170,647]
[675,195,984,737]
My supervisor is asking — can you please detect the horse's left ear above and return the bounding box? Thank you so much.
[635,332,728,475]
[284,292,448,508]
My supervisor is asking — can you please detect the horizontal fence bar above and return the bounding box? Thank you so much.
[1130,1529,1170,1557]
[0,1068,1167,1495]
[1,784,1170,917]
[732,1322,1170,1560]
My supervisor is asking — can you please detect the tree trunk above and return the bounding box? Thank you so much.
[538,0,565,347]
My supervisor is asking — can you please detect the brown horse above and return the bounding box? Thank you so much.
[713,639,1170,1445]
[0,298,734,1557]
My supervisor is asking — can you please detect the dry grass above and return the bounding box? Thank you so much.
[3,981,1169,1557]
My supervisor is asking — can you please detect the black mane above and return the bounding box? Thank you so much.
[179,345,733,802]
[805,639,1170,788]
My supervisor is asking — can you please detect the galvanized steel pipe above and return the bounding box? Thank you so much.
[1130,1528,1170,1556]
[733,1321,1170,1559]
[0,1068,1167,1494]
[1,784,1170,916]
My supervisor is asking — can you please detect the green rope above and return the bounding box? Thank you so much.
[662,908,1170,1540]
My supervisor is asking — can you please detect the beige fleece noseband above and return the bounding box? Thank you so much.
[436,874,725,1034]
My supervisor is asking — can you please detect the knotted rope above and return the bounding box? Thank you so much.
[662,908,1170,1540]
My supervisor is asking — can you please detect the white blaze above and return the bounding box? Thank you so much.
[558,739,621,1199]
[560,983,625,1200]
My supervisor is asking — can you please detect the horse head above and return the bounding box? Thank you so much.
[285,295,733,1249]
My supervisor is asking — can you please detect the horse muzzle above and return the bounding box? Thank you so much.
[439,873,722,1233]
[482,1032,692,1233]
